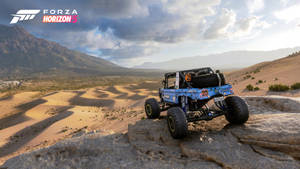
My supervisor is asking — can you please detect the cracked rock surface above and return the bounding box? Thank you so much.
[2,96,300,169]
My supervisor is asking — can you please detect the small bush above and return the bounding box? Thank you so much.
[291,83,300,90]
[243,75,251,80]
[269,84,289,92]
[251,77,255,80]
[253,68,260,74]
[258,80,263,84]
[246,84,254,91]
[274,78,278,81]
[254,87,260,91]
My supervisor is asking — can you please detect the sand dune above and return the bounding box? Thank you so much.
[0,81,159,164]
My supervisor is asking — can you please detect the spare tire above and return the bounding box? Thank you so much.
[190,73,225,88]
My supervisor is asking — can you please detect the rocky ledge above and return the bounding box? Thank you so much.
[1,96,300,169]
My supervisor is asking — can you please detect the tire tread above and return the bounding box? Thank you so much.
[145,98,160,119]
[225,96,249,124]
[167,107,188,139]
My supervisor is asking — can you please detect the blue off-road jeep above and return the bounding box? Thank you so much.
[144,67,249,139]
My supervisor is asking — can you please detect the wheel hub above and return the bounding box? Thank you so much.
[168,116,176,132]
[145,104,152,116]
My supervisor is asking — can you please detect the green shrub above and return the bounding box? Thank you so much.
[246,84,254,91]
[269,84,289,92]
[243,75,251,80]
[251,77,255,80]
[258,80,263,84]
[253,68,260,74]
[254,87,260,91]
[291,83,300,90]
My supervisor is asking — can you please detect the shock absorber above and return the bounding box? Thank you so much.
[181,96,189,115]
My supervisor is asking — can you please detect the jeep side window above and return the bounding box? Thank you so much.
[167,77,176,89]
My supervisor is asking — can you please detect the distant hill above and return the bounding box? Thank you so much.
[226,52,300,96]
[0,25,158,79]
[135,47,300,71]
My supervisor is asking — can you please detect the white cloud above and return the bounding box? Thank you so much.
[83,0,149,19]
[246,0,264,13]
[280,0,289,6]
[246,26,300,50]
[234,16,270,37]
[203,12,271,40]
[59,28,118,50]
[103,0,221,44]
[163,0,220,19]
[54,27,161,64]
[204,8,236,39]
[88,0,222,65]
[274,4,300,22]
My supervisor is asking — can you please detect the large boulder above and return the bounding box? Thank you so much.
[245,96,300,114]
[128,114,300,169]
[1,128,220,169]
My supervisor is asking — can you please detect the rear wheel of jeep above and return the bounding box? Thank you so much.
[167,107,188,139]
[225,96,249,124]
[145,98,160,119]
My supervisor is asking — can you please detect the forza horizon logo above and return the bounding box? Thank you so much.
[42,9,78,23]
[10,10,40,24]
[10,9,78,24]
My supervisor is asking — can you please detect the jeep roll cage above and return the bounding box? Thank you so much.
[163,67,215,89]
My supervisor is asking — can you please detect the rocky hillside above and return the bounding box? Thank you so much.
[0,25,150,78]
[2,96,300,169]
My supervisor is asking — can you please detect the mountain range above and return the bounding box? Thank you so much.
[135,47,300,71]
[0,25,156,79]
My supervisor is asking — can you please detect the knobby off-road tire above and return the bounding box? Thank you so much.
[167,107,188,139]
[145,98,161,119]
[225,96,249,124]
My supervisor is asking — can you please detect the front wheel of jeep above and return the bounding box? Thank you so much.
[167,107,188,139]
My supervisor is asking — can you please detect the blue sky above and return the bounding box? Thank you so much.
[1,0,300,67]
